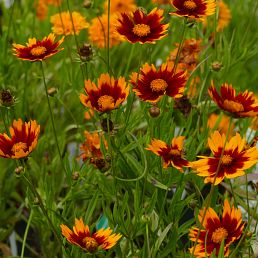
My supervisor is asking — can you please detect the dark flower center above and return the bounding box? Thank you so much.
[132,24,151,37]
[150,79,168,92]
[183,0,197,10]
[30,46,47,56]
[223,99,244,113]
[83,236,99,252]
[11,142,27,155]
[211,227,228,243]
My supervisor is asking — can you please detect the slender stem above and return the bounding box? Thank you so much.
[40,62,65,172]
[21,210,33,258]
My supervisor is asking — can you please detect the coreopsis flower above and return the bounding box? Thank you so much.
[130,63,187,103]
[61,218,122,253]
[80,73,129,112]
[207,113,234,135]
[152,0,170,5]
[104,0,136,14]
[12,33,64,62]
[170,0,216,21]
[146,136,190,171]
[208,82,258,117]
[89,14,123,48]
[50,11,88,35]
[0,119,40,159]
[80,130,107,164]
[191,131,258,185]
[116,7,169,44]
[167,39,202,71]
[35,0,61,21]
[189,200,244,257]
[217,1,231,31]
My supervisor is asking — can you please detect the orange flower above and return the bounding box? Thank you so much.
[116,8,169,44]
[207,113,234,135]
[50,11,88,35]
[89,14,123,48]
[146,136,190,171]
[35,0,62,21]
[170,0,216,21]
[217,1,231,31]
[104,0,136,14]
[189,200,244,257]
[208,82,258,117]
[130,63,187,103]
[61,218,122,252]
[13,33,64,62]
[0,119,40,159]
[191,131,258,185]
[80,73,129,112]
[152,0,170,5]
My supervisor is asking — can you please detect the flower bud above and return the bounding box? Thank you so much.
[149,105,160,118]
[0,89,15,107]
[15,166,24,175]
[72,171,80,180]
[211,61,222,72]
[78,43,93,62]
[47,87,58,96]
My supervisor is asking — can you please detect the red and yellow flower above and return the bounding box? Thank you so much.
[116,7,169,44]
[80,73,129,112]
[146,136,190,171]
[13,33,64,61]
[0,119,40,159]
[191,131,258,185]
[170,0,216,21]
[189,200,244,257]
[130,63,187,103]
[61,218,122,253]
[208,82,258,117]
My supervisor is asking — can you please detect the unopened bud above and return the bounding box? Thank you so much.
[47,87,58,96]
[72,171,80,180]
[33,197,40,205]
[83,0,92,8]
[149,105,160,118]
[15,166,24,175]
[211,61,222,72]
[0,89,15,107]
[78,43,93,62]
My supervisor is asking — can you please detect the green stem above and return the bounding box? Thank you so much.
[21,210,33,258]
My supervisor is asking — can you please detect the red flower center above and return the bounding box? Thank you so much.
[132,24,151,37]
[150,79,168,92]
[211,227,228,243]
[83,236,99,252]
[11,142,27,155]
[30,46,47,56]
[97,95,115,111]
[183,0,197,10]
[221,154,232,165]
[223,99,244,113]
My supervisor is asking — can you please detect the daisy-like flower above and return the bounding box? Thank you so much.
[130,63,187,103]
[35,0,61,21]
[146,136,190,171]
[217,1,231,31]
[104,0,136,14]
[12,33,64,62]
[80,73,129,112]
[170,0,216,21]
[191,131,258,185]
[50,11,88,35]
[208,82,258,117]
[0,119,40,159]
[89,14,123,48]
[189,200,244,257]
[116,7,169,44]
[61,218,122,253]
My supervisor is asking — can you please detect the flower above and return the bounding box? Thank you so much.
[189,200,244,257]
[208,82,258,117]
[12,33,64,62]
[50,11,88,35]
[170,0,216,21]
[207,113,234,135]
[35,0,62,21]
[89,14,123,48]
[146,136,190,171]
[61,218,122,252]
[116,7,169,44]
[152,0,170,5]
[217,1,231,31]
[80,130,107,165]
[191,131,258,185]
[104,0,136,14]
[80,73,129,112]
[0,119,40,159]
[130,63,187,103]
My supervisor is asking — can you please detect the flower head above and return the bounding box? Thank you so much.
[61,218,122,252]
[189,200,244,257]
[89,14,123,48]
[130,63,187,103]
[13,33,64,62]
[80,73,129,112]
[170,0,216,21]
[208,82,258,117]
[116,7,169,44]
[35,0,62,21]
[104,0,136,14]
[146,136,190,171]
[191,131,258,185]
[50,11,88,35]
[217,0,231,31]
[0,119,40,159]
